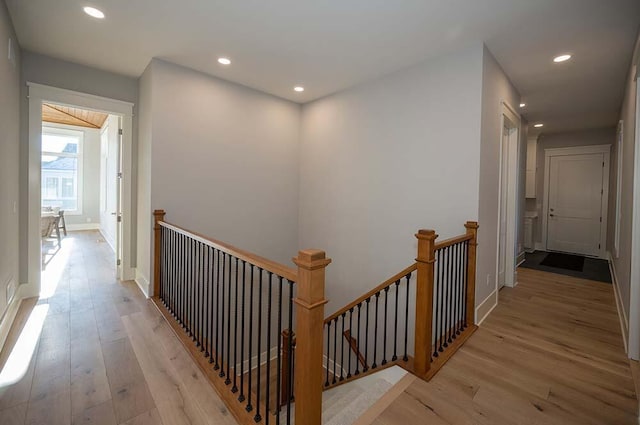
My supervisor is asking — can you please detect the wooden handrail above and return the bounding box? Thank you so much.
[159,220,297,282]
[324,263,417,324]
[434,233,473,251]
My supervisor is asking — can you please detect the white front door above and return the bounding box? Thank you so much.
[547,153,605,256]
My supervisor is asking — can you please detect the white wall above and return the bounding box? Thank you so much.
[20,51,138,283]
[42,122,101,227]
[530,127,616,247]
[137,59,301,290]
[136,63,153,291]
[0,0,20,318]
[299,44,484,316]
[477,45,521,310]
[612,33,639,328]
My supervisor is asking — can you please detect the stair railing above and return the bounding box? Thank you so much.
[152,210,329,425]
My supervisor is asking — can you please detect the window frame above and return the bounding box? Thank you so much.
[41,126,84,215]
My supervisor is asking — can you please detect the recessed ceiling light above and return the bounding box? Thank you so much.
[83,6,105,19]
[217,57,231,65]
[534,123,544,128]
[294,86,304,92]
[553,54,571,63]
[520,103,526,108]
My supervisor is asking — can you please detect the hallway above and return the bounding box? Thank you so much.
[1,232,637,424]
[370,268,637,424]
[0,231,235,425]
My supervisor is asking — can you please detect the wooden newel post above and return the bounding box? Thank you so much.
[414,229,437,378]
[464,221,479,326]
[153,209,166,297]
[293,249,331,425]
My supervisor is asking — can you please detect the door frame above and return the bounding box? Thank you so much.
[628,77,640,360]
[495,101,521,289]
[26,83,134,297]
[541,144,611,259]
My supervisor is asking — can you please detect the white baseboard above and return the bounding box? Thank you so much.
[98,228,116,253]
[609,252,629,353]
[516,252,526,267]
[134,269,150,298]
[67,223,101,231]
[0,284,26,354]
[476,289,497,326]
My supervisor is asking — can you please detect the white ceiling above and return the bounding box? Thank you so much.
[6,0,640,133]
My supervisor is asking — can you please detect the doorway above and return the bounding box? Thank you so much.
[542,145,610,259]
[26,83,134,299]
[497,102,521,289]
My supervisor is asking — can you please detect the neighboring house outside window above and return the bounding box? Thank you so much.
[41,127,83,214]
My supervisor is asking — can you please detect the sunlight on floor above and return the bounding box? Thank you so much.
[40,236,74,300]
[0,303,48,388]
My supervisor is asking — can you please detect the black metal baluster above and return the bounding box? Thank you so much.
[403,273,411,362]
[232,258,239,392]
[239,260,247,402]
[382,286,389,365]
[286,279,294,422]
[276,276,283,423]
[392,280,400,362]
[340,313,346,381]
[196,242,201,347]
[372,292,380,369]
[447,245,454,344]
[451,244,457,340]
[225,254,232,385]
[355,303,362,375]
[265,272,273,424]
[364,298,370,371]
[434,250,441,357]
[255,268,263,422]
[208,247,214,361]
[347,308,353,378]
[246,265,255,413]
[200,243,205,349]
[325,322,331,387]
[188,238,193,338]
[220,252,226,377]
[215,249,221,369]
[181,234,186,329]
[456,243,462,335]
[332,318,338,384]
[203,243,209,355]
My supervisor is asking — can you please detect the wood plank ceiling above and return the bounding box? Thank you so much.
[42,103,109,129]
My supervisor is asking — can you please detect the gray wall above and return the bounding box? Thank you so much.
[19,51,139,283]
[42,123,101,227]
[299,44,484,317]
[612,33,639,323]
[528,127,616,247]
[137,59,301,288]
[0,0,20,317]
[478,45,522,307]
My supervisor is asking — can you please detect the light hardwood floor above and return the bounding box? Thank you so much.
[2,233,636,425]
[370,267,638,425]
[0,231,237,425]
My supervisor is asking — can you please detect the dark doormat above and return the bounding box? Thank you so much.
[540,252,585,272]
[520,251,612,283]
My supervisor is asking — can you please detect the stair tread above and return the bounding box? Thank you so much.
[324,378,393,424]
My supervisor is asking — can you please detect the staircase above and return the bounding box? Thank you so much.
[150,209,478,425]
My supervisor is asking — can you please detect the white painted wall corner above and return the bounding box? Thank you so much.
[475,289,497,326]
[134,269,150,298]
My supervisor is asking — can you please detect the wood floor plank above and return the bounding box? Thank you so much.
[374,267,637,425]
[71,399,117,425]
[0,402,28,425]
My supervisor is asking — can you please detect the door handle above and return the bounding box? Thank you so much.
[110,212,117,215]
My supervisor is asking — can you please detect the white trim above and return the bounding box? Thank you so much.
[628,80,640,360]
[235,346,279,376]
[27,83,135,296]
[67,223,101,231]
[609,251,629,353]
[615,120,624,258]
[516,252,526,267]
[134,269,150,298]
[541,144,611,259]
[495,100,521,293]
[99,227,117,253]
[476,289,498,326]
[0,284,26,353]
